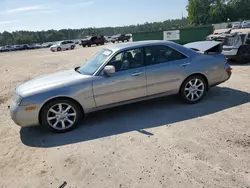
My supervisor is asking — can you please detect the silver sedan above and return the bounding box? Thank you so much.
[10,40,232,133]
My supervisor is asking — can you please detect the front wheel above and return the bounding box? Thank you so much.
[41,99,82,133]
[71,45,75,50]
[179,75,207,104]
[57,47,61,51]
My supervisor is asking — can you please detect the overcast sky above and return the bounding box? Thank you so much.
[0,0,188,32]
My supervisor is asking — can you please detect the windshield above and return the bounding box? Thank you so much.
[54,41,61,45]
[78,49,112,75]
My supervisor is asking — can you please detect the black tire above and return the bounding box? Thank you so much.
[71,45,75,50]
[57,47,61,51]
[41,99,82,133]
[236,45,250,64]
[179,75,207,104]
[112,41,115,43]
[88,44,91,47]
[82,45,86,48]
[96,43,99,46]
[122,40,124,42]
[101,42,104,45]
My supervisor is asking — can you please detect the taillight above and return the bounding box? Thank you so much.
[225,63,232,73]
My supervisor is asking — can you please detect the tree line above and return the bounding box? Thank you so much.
[0,18,188,46]
[187,0,250,25]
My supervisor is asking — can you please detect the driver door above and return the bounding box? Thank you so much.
[93,48,147,108]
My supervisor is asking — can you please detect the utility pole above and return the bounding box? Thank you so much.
[181,12,183,27]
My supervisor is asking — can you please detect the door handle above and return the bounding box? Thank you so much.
[132,72,142,76]
[180,63,191,67]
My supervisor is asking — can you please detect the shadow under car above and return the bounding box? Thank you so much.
[20,86,250,148]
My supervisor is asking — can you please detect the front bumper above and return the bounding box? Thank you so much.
[10,102,41,127]
[50,47,56,52]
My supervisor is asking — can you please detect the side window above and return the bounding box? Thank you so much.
[61,41,66,45]
[145,45,186,65]
[107,48,143,72]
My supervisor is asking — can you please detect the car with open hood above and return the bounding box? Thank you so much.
[10,40,232,133]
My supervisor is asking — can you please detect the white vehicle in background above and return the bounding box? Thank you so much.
[104,36,112,43]
[50,40,75,52]
[232,22,240,29]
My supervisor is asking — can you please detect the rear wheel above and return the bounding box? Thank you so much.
[82,44,86,48]
[88,44,91,47]
[41,99,82,133]
[71,45,75,50]
[179,75,207,104]
[57,47,61,51]
[236,45,250,64]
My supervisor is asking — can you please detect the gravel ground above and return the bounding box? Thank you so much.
[0,45,250,188]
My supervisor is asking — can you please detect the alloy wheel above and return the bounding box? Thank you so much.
[46,103,77,131]
[184,78,205,101]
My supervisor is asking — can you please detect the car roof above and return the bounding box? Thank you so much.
[105,40,175,52]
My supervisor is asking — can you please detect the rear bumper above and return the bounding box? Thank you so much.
[211,71,232,88]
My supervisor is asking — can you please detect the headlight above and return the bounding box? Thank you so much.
[12,93,23,106]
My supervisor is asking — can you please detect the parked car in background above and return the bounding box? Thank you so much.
[42,42,53,48]
[241,21,250,28]
[5,45,15,51]
[104,36,112,43]
[10,40,232,133]
[0,46,12,52]
[50,40,75,52]
[13,45,23,51]
[111,34,131,43]
[80,36,105,47]
[0,46,5,52]
[232,22,241,29]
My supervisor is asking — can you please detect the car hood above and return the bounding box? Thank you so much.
[50,44,58,48]
[184,41,222,52]
[16,69,92,96]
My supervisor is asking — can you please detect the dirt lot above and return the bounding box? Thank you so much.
[0,45,250,188]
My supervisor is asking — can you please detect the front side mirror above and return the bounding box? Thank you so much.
[103,65,115,77]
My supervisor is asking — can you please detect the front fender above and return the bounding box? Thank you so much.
[20,82,96,113]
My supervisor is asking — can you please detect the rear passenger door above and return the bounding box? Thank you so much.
[144,45,188,96]
[66,41,71,49]
[61,41,67,49]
